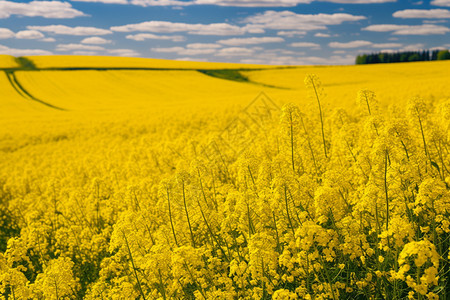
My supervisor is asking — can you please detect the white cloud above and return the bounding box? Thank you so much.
[151,46,184,53]
[363,24,450,35]
[378,49,396,53]
[431,0,450,7]
[129,0,192,6]
[28,25,112,36]
[111,21,249,35]
[73,0,128,3]
[401,43,425,51]
[186,43,222,49]
[277,30,307,37]
[329,40,373,48]
[15,30,45,40]
[56,44,105,51]
[0,44,52,56]
[107,49,140,56]
[318,0,395,2]
[266,48,297,55]
[82,0,399,7]
[126,33,185,41]
[176,57,209,62]
[290,42,321,49]
[423,19,449,23]
[244,11,365,31]
[393,9,450,19]
[215,47,255,56]
[217,36,284,46]
[110,12,365,39]
[130,0,313,7]
[0,1,85,19]
[72,51,100,55]
[315,32,331,37]
[429,46,447,50]
[192,0,312,7]
[81,37,112,44]
[0,28,15,39]
[42,37,56,42]
[301,55,355,64]
[371,43,402,48]
[240,53,355,65]
[151,46,217,55]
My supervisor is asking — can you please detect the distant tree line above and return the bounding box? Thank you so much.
[355,49,450,65]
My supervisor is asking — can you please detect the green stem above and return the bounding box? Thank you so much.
[166,188,178,247]
[182,181,196,248]
[311,79,327,158]
[123,231,147,300]
[289,111,296,173]
[284,185,295,236]
[384,150,389,233]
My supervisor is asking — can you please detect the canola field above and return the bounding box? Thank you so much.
[0,56,449,299]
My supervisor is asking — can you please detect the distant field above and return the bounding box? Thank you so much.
[1,56,448,120]
[1,56,449,299]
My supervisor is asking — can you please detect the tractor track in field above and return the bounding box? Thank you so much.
[4,71,66,111]
[1,65,292,89]
[1,63,291,112]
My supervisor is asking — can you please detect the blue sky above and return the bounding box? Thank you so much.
[0,0,449,64]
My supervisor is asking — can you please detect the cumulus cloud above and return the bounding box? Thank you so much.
[107,49,140,56]
[290,42,321,49]
[75,0,398,7]
[393,9,450,18]
[151,46,217,55]
[318,0,395,3]
[15,30,45,40]
[192,0,312,7]
[362,24,450,35]
[0,1,85,19]
[186,43,222,49]
[81,37,112,44]
[129,0,192,6]
[0,44,52,55]
[0,28,15,39]
[27,25,113,36]
[371,43,402,48]
[72,51,99,55]
[176,57,209,62]
[217,37,284,45]
[277,30,307,36]
[243,11,365,31]
[401,43,425,51]
[128,0,313,6]
[107,15,337,38]
[315,32,331,37]
[126,33,185,41]
[329,40,373,48]
[111,21,251,35]
[431,0,450,7]
[0,28,51,41]
[73,0,128,3]
[56,44,106,51]
[423,19,449,23]
[215,47,255,56]
[240,53,355,65]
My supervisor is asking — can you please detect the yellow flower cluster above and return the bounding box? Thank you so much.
[0,70,449,299]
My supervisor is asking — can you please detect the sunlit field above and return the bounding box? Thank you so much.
[0,56,449,299]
